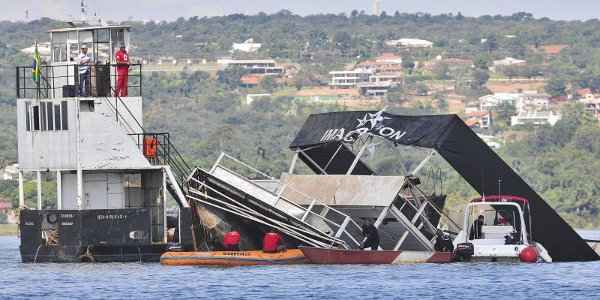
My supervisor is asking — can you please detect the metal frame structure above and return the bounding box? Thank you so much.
[189,152,366,249]
[287,131,462,251]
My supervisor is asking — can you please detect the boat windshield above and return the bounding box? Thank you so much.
[466,203,523,244]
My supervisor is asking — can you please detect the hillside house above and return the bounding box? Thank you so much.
[329,68,374,88]
[218,59,284,75]
[232,38,262,53]
[385,38,433,48]
[511,111,561,127]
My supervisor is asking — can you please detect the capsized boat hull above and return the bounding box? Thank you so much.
[160,249,307,266]
[299,246,454,264]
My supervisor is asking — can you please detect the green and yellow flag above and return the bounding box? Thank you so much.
[31,42,41,82]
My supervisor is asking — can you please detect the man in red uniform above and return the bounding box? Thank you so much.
[115,43,129,97]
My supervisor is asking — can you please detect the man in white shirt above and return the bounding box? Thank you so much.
[78,44,92,96]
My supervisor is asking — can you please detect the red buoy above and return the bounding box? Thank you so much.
[223,231,241,250]
[263,232,281,253]
[519,246,538,263]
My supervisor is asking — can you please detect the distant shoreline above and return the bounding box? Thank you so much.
[0,224,17,236]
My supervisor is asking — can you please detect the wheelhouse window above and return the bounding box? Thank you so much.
[61,101,68,130]
[46,102,54,130]
[25,102,31,131]
[25,101,68,132]
[32,105,40,131]
[54,104,61,130]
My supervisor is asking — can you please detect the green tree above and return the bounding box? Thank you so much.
[217,66,249,89]
[471,69,490,91]
[260,76,278,93]
[545,78,567,97]
[432,62,450,80]
[473,55,490,70]
[386,85,406,103]
[402,56,415,74]
[495,102,517,121]
[333,31,352,55]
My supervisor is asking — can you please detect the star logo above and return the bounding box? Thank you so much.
[356,109,390,130]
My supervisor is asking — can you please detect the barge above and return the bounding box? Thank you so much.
[16,24,197,262]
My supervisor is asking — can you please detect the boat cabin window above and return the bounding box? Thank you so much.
[467,204,522,243]
[51,28,129,64]
[52,32,68,62]
[32,105,40,130]
[25,101,68,132]
[93,29,111,64]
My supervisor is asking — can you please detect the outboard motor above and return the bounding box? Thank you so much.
[454,243,474,261]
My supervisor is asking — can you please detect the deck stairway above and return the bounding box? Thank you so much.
[102,91,192,207]
[186,152,365,249]
[374,177,460,251]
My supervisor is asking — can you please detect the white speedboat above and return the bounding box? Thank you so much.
[453,195,552,262]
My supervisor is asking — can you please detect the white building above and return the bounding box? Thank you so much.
[580,95,600,121]
[385,38,433,48]
[493,57,527,67]
[329,68,374,88]
[479,92,550,113]
[479,93,522,111]
[358,81,393,97]
[232,38,262,53]
[511,111,562,127]
[217,59,284,75]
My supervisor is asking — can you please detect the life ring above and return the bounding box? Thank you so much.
[46,213,58,225]
[143,136,159,158]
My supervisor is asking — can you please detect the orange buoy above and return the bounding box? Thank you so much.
[223,231,241,250]
[263,232,281,253]
[519,246,538,263]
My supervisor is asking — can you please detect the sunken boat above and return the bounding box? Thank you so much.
[183,110,600,263]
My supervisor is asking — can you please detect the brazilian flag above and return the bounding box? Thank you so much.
[31,42,41,82]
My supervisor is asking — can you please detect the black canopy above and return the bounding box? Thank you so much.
[290,111,599,262]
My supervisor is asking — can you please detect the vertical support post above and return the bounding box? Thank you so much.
[36,171,42,210]
[56,170,62,209]
[76,94,83,210]
[16,67,20,98]
[139,64,143,97]
[163,168,168,243]
[18,170,24,208]
[288,152,299,174]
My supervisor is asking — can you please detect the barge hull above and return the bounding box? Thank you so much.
[19,208,195,263]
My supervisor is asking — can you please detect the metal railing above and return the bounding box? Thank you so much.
[100,88,191,189]
[129,132,192,186]
[208,152,364,248]
[16,63,142,99]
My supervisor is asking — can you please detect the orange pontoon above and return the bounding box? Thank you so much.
[160,249,307,266]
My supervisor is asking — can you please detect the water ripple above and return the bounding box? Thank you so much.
[1,236,600,300]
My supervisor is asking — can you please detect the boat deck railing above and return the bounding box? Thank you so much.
[100,90,192,194]
[16,63,142,99]
[199,152,365,248]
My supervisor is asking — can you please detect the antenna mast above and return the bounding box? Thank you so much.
[80,0,88,23]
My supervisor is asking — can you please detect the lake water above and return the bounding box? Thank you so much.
[1,235,600,300]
